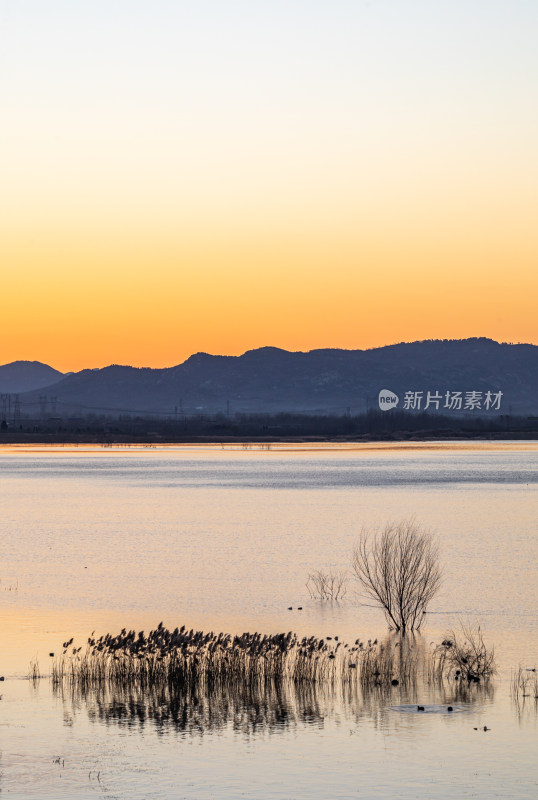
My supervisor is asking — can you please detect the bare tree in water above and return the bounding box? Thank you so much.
[352,519,441,633]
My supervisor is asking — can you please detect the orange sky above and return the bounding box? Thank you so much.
[1,2,537,371]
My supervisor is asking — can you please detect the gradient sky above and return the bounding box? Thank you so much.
[1,1,537,371]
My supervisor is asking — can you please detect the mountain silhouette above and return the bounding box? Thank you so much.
[10,338,537,417]
[0,361,65,394]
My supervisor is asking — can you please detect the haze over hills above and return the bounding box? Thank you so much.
[0,361,65,394]
[4,338,537,418]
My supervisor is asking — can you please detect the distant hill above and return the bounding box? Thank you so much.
[0,361,64,394]
[13,339,538,417]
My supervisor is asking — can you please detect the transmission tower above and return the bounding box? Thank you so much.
[39,395,48,418]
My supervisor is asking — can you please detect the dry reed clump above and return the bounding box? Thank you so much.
[359,637,422,688]
[52,623,355,688]
[306,570,348,601]
[28,657,41,681]
[51,624,430,692]
[433,624,496,683]
[511,667,538,702]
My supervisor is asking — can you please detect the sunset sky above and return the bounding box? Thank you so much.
[1,1,537,371]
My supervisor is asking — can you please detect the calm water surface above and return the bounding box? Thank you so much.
[0,442,536,798]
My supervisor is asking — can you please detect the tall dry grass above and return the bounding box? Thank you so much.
[51,624,434,691]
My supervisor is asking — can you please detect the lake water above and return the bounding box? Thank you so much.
[0,442,536,798]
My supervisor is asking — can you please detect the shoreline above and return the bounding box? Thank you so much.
[1,430,537,445]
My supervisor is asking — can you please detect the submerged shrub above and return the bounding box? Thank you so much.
[434,623,496,682]
[352,519,442,633]
[306,569,348,601]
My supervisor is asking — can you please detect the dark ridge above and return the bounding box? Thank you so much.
[0,360,64,394]
[3,338,538,417]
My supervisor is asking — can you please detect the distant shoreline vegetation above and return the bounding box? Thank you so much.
[0,409,537,444]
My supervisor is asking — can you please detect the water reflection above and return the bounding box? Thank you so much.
[510,667,538,724]
[55,680,335,736]
[53,673,495,738]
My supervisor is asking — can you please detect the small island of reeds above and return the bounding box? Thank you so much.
[51,621,495,693]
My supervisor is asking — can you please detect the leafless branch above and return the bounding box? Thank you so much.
[306,569,348,601]
[351,519,441,633]
[434,622,496,682]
